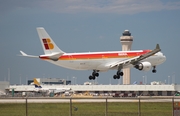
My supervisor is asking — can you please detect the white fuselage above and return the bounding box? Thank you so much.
[34,87,71,93]
[40,50,166,71]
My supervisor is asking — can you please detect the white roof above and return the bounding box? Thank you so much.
[9,84,180,91]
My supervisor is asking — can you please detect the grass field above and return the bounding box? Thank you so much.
[0,102,172,116]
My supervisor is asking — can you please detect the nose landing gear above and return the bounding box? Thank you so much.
[152,66,157,73]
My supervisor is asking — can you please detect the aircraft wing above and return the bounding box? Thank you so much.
[109,44,161,68]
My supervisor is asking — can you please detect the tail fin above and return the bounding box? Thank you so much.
[36,27,64,55]
[33,78,42,88]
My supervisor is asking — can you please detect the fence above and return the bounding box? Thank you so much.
[0,97,180,116]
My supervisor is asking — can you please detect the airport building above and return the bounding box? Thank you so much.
[0,78,180,97]
[28,78,71,85]
[7,81,180,97]
[0,81,9,93]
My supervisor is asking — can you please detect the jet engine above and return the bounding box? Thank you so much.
[135,62,152,71]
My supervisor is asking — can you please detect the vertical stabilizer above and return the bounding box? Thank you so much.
[37,27,64,54]
[33,78,42,88]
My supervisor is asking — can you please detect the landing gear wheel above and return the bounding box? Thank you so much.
[114,70,122,79]
[120,72,124,76]
[92,72,99,77]
[89,75,93,80]
[117,71,123,76]
[89,70,99,80]
[117,75,120,79]
[95,73,99,77]
[89,75,96,80]
[152,69,156,73]
[113,75,120,79]
[113,75,117,79]
[152,66,157,73]
[92,71,99,77]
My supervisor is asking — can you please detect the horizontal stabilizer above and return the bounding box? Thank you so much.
[19,51,38,58]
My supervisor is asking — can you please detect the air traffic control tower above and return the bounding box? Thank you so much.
[120,30,133,84]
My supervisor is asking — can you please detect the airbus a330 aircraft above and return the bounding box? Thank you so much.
[20,27,166,80]
[33,78,71,93]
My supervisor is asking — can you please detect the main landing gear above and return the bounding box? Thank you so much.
[113,70,123,79]
[89,70,99,80]
[152,66,157,73]
[88,70,123,80]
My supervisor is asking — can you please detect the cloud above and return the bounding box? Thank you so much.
[1,0,180,14]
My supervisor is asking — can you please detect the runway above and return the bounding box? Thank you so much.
[0,97,180,103]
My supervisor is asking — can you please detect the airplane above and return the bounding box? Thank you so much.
[20,27,166,80]
[33,78,71,93]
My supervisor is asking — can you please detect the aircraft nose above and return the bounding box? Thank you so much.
[163,55,166,62]
[161,54,166,63]
[158,52,166,63]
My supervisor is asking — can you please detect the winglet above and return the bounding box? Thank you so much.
[156,44,161,51]
[153,44,161,53]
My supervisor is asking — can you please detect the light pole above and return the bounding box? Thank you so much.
[96,76,98,85]
[74,77,76,85]
[19,74,21,85]
[4,75,6,81]
[72,77,75,85]
[109,78,111,85]
[143,76,145,85]
[75,77,77,85]
[26,76,28,85]
[118,78,121,85]
[8,68,10,83]
[145,76,147,85]
[168,76,170,85]
[172,72,175,84]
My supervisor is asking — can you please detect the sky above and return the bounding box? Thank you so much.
[0,0,180,85]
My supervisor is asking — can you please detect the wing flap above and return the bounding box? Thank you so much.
[109,56,139,68]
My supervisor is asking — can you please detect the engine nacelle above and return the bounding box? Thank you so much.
[135,62,152,71]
